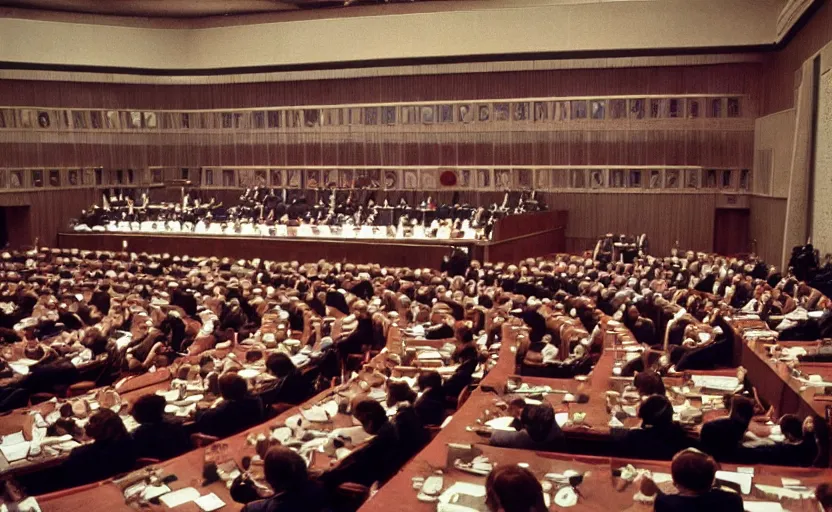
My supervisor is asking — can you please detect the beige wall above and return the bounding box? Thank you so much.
[811,45,832,256]
[0,0,779,70]
[754,109,796,198]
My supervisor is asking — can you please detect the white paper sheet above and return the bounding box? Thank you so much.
[484,416,516,431]
[781,477,801,487]
[437,482,487,504]
[1,432,25,446]
[194,493,225,511]
[652,472,673,484]
[691,375,740,392]
[715,470,752,494]
[0,441,30,462]
[141,484,171,500]
[159,487,201,508]
[743,502,784,512]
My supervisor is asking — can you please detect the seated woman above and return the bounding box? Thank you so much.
[195,373,265,438]
[699,395,755,461]
[242,447,330,512]
[643,449,743,512]
[485,465,548,512]
[489,403,564,452]
[22,409,136,495]
[413,371,447,427]
[258,352,312,407]
[618,395,692,460]
[130,394,190,461]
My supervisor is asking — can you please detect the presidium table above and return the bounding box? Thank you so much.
[58,211,567,268]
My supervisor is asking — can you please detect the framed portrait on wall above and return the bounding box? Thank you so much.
[629,99,645,119]
[402,169,418,190]
[685,169,701,189]
[550,169,569,189]
[238,169,257,189]
[68,169,80,186]
[286,169,302,188]
[0,170,6,189]
[533,102,549,122]
[364,107,378,126]
[321,169,337,188]
[475,169,492,189]
[554,102,570,121]
[571,101,588,119]
[590,100,606,120]
[648,170,662,189]
[382,106,396,125]
[269,169,283,188]
[513,103,529,122]
[10,170,23,189]
[458,104,474,124]
[81,168,94,186]
[420,169,438,190]
[338,169,354,189]
[570,169,586,189]
[628,169,642,188]
[727,98,741,118]
[516,169,532,189]
[477,104,490,122]
[49,169,60,187]
[439,105,453,123]
[688,99,701,118]
[589,169,606,189]
[421,106,435,124]
[305,169,321,189]
[401,106,418,125]
[383,170,399,190]
[355,169,380,188]
[494,169,511,190]
[37,111,51,129]
[704,169,718,188]
[664,169,681,189]
[609,99,626,119]
[221,169,236,187]
[254,170,267,188]
[202,169,214,187]
[534,169,550,190]
[609,169,625,188]
[32,170,44,188]
[458,169,472,188]
[739,169,750,191]
[721,169,734,189]
[494,103,510,121]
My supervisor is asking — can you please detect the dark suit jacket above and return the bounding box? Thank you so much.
[321,421,402,488]
[242,481,331,512]
[617,423,693,461]
[195,395,265,438]
[258,370,312,406]
[414,388,447,426]
[24,438,137,494]
[655,489,743,512]
[131,421,190,461]
[700,418,747,460]
[443,359,477,400]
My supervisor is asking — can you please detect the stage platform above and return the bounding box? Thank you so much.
[58,211,567,267]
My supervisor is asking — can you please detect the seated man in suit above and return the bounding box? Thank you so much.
[130,394,190,461]
[489,403,564,452]
[258,352,312,407]
[242,447,330,512]
[195,373,265,438]
[642,448,743,512]
[320,399,405,489]
[618,395,692,460]
[699,395,755,461]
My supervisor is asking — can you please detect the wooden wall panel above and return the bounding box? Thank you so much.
[544,192,718,256]
[0,63,763,110]
[750,195,788,267]
[763,0,832,114]
[0,188,97,247]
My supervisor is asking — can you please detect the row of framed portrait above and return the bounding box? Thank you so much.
[0,167,751,192]
[0,96,746,132]
[200,167,752,192]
